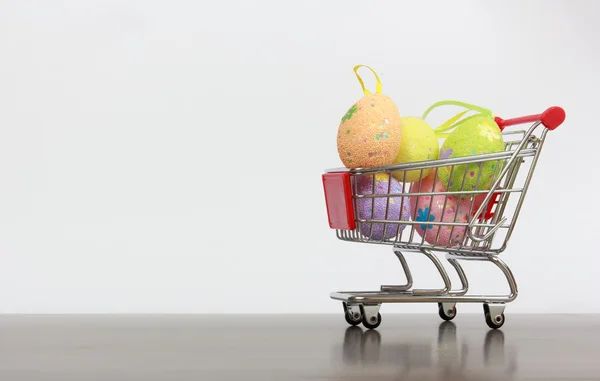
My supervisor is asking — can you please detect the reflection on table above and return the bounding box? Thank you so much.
[336,322,517,380]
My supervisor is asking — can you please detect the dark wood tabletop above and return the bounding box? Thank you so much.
[0,314,598,380]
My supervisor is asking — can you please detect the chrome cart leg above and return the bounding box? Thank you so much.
[482,255,515,329]
[380,249,413,292]
[488,255,518,301]
[447,258,469,296]
[412,249,452,296]
[435,258,468,321]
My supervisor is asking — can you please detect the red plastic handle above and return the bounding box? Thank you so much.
[494,106,565,131]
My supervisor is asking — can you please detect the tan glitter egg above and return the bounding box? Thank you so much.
[336,66,402,168]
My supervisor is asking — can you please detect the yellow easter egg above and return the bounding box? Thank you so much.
[391,116,439,183]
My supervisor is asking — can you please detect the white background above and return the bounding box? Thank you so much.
[0,0,597,314]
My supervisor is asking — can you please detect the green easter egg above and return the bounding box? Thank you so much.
[437,114,504,193]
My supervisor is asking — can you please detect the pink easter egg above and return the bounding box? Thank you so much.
[409,173,470,247]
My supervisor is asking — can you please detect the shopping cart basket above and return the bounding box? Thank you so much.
[322,106,566,329]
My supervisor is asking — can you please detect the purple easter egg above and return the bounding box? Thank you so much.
[356,174,411,240]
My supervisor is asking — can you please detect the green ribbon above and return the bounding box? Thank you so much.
[422,100,494,138]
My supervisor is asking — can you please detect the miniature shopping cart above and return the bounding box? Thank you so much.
[322,106,566,330]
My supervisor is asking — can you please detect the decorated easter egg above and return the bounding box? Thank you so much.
[437,114,505,193]
[391,116,439,183]
[409,173,470,247]
[337,65,403,168]
[338,94,402,168]
[356,173,411,240]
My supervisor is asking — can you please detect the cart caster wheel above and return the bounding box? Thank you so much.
[362,313,382,330]
[343,303,362,326]
[345,310,362,326]
[485,312,505,329]
[483,303,505,329]
[438,302,457,321]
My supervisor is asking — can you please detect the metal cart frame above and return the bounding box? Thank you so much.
[322,106,566,329]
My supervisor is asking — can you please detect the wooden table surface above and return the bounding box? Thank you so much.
[0,314,598,380]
